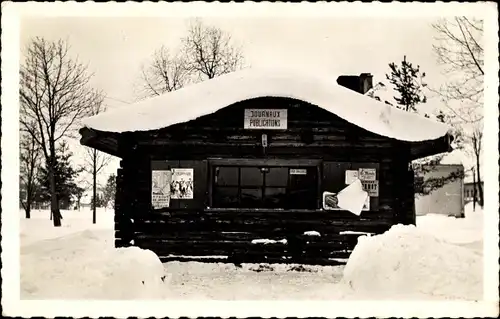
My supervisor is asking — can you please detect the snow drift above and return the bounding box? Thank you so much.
[21,229,170,299]
[342,224,483,300]
[82,67,450,142]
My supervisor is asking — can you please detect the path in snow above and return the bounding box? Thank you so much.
[163,261,345,300]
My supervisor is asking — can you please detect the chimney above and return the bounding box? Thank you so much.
[359,73,373,94]
[337,73,373,94]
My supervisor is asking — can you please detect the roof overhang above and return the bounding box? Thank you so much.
[79,68,453,159]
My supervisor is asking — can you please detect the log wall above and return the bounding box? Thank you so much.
[113,97,415,265]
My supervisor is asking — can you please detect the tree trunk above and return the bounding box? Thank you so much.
[476,155,484,207]
[49,168,62,227]
[25,200,31,219]
[93,149,97,224]
[23,186,32,218]
[48,147,62,227]
[472,167,476,212]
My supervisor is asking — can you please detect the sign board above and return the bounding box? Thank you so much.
[244,109,288,130]
[151,170,172,209]
[345,170,359,184]
[358,168,376,181]
[290,168,307,175]
[361,180,379,197]
[170,168,194,199]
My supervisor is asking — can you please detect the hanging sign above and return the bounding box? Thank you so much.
[345,170,359,184]
[244,109,288,130]
[358,168,376,181]
[151,170,172,209]
[361,180,379,197]
[290,168,307,175]
[170,168,194,199]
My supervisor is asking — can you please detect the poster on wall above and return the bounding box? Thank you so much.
[358,168,376,181]
[151,170,172,209]
[361,180,379,197]
[345,170,359,184]
[323,191,370,212]
[170,168,194,199]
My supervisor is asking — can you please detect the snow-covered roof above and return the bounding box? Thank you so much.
[82,68,451,142]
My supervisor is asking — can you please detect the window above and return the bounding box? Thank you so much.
[212,165,318,209]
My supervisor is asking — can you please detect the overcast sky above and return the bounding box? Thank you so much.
[20,17,449,105]
[18,16,472,184]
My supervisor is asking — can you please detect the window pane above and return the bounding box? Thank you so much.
[240,167,263,186]
[213,187,239,208]
[265,167,288,187]
[264,187,287,208]
[240,188,262,207]
[216,167,238,186]
[289,167,317,209]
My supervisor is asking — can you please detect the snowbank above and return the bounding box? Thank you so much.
[342,224,483,301]
[21,228,170,299]
[82,67,450,142]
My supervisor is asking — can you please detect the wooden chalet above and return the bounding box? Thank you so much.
[79,68,453,265]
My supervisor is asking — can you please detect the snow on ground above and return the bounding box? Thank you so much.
[20,208,170,299]
[20,203,485,300]
[341,224,482,300]
[417,202,484,253]
[20,208,114,246]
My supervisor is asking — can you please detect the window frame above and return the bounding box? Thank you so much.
[208,158,322,210]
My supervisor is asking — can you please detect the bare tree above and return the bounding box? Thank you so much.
[469,127,483,206]
[19,37,97,226]
[82,93,112,224]
[137,45,189,98]
[432,17,484,206]
[19,128,42,218]
[182,19,244,81]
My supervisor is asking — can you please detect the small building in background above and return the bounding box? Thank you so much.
[463,180,484,203]
[414,164,465,217]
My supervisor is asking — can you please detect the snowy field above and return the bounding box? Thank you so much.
[20,204,486,301]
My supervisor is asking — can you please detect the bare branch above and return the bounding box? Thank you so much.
[181,19,244,81]
[137,46,189,99]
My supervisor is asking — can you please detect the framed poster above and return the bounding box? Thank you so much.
[151,170,172,209]
[170,168,194,199]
